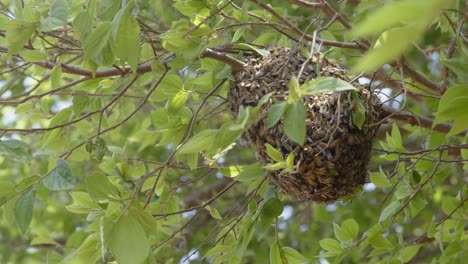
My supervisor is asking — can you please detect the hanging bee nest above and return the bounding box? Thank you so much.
[227,47,382,203]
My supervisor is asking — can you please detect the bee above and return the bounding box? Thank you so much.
[330,138,341,149]
[314,166,328,176]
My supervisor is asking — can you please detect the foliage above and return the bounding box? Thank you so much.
[0,0,467,263]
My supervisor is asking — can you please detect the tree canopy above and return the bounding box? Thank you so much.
[0,0,467,263]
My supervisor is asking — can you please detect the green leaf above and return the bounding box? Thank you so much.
[229,106,250,131]
[444,241,463,256]
[288,76,301,103]
[158,73,184,98]
[50,65,62,88]
[255,92,274,112]
[441,58,468,82]
[97,0,122,21]
[434,85,468,135]
[265,143,284,162]
[267,101,288,129]
[352,100,366,130]
[301,77,357,95]
[15,176,40,192]
[234,43,270,57]
[282,247,307,264]
[458,37,468,57]
[285,153,295,171]
[65,192,100,214]
[0,181,16,206]
[379,200,400,222]
[15,101,35,114]
[264,162,287,171]
[395,185,412,200]
[211,125,242,154]
[353,25,422,73]
[187,153,198,170]
[231,164,265,182]
[333,223,345,242]
[14,188,35,234]
[411,170,422,185]
[262,197,284,220]
[204,245,231,257]
[105,44,119,68]
[72,11,92,43]
[113,1,140,72]
[161,31,194,54]
[40,0,68,31]
[84,21,112,61]
[19,50,47,62]
[319,238,343,253]
[206,205,222,220]
[219,165,243,177]
[442,197,461,216]
[283,101,306,145]
[409,194,427,217]
[232,27,245,42]
[43,159,79,191]
[341,219,359,241]
[86,174,119,201]
[352,0,452,37]
[368,248,389,257]
[178,129,218,154]
[369,235,393,249]
[3,198,16,225]
[42,111,71,150]
[71,94,89,118]
[108,214,150,264]
[391,123,404,150]
[382,123,405,152]
[94,137,107,162]
[5,20,37,56]
[400,245,422,262]
[167,90,188,113]
[129,203,159,237]
[270,241,283,264]
[370,172,391,188]
[151,61,166,75]
[0,139,32,162]
[174,0,210,16]
[31,235,59,247]
[318,251,341,258]
[67,233,101,263]
[51,106,73,127]
[111,0,134,38]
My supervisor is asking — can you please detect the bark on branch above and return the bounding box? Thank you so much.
[201,48,246,71]
[382,108,466,137]
[0,44,153,78]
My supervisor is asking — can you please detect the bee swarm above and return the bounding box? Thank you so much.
[228,47,382,203]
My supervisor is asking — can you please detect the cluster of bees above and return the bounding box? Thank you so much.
[228,47,382,203]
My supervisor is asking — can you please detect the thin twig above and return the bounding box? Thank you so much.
[382,108,466,136]
[142,79,228,208]
[60,70,169,159]
[202,48,246,71]
[0,45,153,78]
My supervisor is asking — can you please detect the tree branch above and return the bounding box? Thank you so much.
[37,61,153,78]
[0,44,153,78]
[252,0,364,49]
[202,48,246,71]
[398,60,443,94]
[281,2,445,94]
[382,108,466,136]
[287,0,323,9]
[0,75,139,133]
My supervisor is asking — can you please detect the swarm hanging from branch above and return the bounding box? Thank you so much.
[225,47,383,203]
